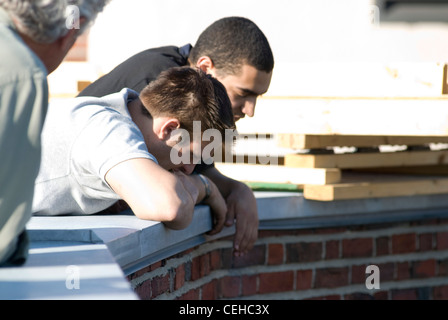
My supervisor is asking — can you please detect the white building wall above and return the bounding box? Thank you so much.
[49,0,448,98]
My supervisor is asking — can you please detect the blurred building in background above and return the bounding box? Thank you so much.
[50,0,448,96]
[49,0,448,135]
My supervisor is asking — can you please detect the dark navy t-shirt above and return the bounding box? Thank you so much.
[78,44,192,97]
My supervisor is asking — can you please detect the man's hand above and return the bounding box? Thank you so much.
[174,171,227,235]
[201,167,259,257]
[200,176,228,236]
[224,181,258,257]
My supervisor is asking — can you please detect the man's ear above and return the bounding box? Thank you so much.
[59,28,78,52]
[196,56,217,77]
[57,17,87,53]
[157,118,181,141]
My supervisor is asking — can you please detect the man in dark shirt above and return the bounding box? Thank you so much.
[79,17,275,257]
[79,45,192,97]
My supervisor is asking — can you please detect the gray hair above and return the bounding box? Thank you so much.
[0,0,110,43]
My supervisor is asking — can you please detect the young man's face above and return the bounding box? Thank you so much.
[212,64,272,121]
[158,138,207,174]
[129,99,217,175]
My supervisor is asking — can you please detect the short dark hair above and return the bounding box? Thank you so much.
[140,67,235,138]
[189,17,274,76]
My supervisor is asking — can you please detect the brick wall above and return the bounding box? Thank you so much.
[128,218,448,300]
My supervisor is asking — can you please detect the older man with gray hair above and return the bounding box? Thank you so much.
[0,0,109,267]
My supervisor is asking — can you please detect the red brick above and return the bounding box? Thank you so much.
[396,262,410,280]
[210,249,221,271]
[178,288,200,300]
[130,261,163,279]
[219,276,241,298]
[175,264,185,291]
[286,242,322,263]
[259,230,311,238]
[392,233,416,254]
[259,271,294,294]
[344,293,374,300]
[351,264,368,284]
[151,274,171,298]
[437,232,448,250]
[242,275,258,296]
[128,266,150,280]
[373,291,389,300]
[182,248,196,255]
[151,260,163,269]
[201,280,218,300]
[412,259,436,278]
[305,294,341,300]
[304,296,323,300]
[221,248,233,269]
[378,263,395,282]
[200,254,211,277]
[391,288,417,300]
[376,236,390,256]
[134,281,151,300]
[410,219,435,227]
[418,233,434,251]
[342,238,373,258]
[190,254,211,281]
[268,244,284,265]
[325,240,340,260]
[438,259,448,276]
[434,285,448,300]
[296,270,313,290]
[233,245,266,268]
[190,257,200,281]
[314,267,349,289]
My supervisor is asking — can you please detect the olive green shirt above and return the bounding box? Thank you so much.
[0,8,49,266]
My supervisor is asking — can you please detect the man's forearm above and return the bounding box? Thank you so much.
[175,172,210,205]
[200,166,235,198]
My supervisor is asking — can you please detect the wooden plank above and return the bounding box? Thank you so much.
[284,150,448,169]
[443,64,448,95]
[215,163,341,185]
[304,173,448,201]
[350,165,448,176]
[77,80,91,92]
[219,154,285,166]
[277,133,448,150]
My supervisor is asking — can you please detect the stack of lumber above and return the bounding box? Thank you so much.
[280,133,448,201]
[216,134,448,201]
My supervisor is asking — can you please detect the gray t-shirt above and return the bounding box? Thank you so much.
[0,8,48,265]
[32,88,158,216]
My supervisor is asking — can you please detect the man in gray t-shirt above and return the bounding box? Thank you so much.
[33,89,156,216]
[0,1,108,266]
[33,67,235,233]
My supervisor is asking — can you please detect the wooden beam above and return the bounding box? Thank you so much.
[285,150,448,169]
[77,81,91,93]
[350,165,448,176]
[443,64,448,95]
[304,173,448,201]
[277,133,448,150]
[214,163,341,185]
